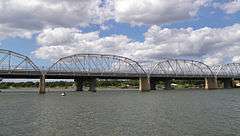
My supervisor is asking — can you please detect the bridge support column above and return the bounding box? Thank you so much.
[74,78,84,91]
[205,77,218,90]
[150,79,157,90]
[89,78,97,92]
[139,77,150,92]
[39,74,46,94]
[223,78,234,89]
[164,79,172,90]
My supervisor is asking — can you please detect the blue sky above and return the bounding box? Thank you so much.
[0,0,240,67]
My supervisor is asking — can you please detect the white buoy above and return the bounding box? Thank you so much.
[61,92,66,96]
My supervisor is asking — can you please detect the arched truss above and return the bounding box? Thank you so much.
[150,58,214,77]
[48,54,146,75]
[0,49,39,71]
[211,63,240,77]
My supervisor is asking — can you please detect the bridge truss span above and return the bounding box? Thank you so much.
[0,49,40,78]
[211,63,240,78]
[1,48,240,93]
[150,58,214,78]
[47,54,146,78]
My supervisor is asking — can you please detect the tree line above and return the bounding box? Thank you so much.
[0,79,203,89]
[0,80,139,89]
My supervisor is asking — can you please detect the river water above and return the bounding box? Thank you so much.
[1,89,240,136]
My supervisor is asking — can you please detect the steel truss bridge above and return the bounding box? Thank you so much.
[0,49,239,93]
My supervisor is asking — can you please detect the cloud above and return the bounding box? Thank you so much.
[0,0,213,39]
[113,0,211,25]
[0,24,34,39]
[34,24,240,66]
[214,1,240,14]
[0,0,220,40]
[34,27,135,60]
[142,24,240,65]
[0,0,112,39]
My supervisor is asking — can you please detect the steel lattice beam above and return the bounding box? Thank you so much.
[150,58,214,78]
[2,48,240,79]
[211,63,240,78]
[47,54,146,76]
[0,49,39,72]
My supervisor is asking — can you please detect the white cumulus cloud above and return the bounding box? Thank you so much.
[34,27,136,60]
[0,0,218,39]
[0,24,34,39]
[0,0,112,39]
[214,1,240,14]
[113,0,211,25]
[34,24,240,66]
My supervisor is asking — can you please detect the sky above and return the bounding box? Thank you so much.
[0,0,240,68]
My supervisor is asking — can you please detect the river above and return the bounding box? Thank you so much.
[1,89,240,136]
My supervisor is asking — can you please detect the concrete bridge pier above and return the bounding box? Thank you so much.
[139,77,150,92]
[223,78,234,89]
[205,77,218,90]
[164,79,172,90]
[74,78,84,91]
[39,74,46,94]
[88,78,97,92]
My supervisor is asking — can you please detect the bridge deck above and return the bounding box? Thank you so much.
[0,70,239,79]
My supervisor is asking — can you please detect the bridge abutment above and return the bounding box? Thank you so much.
[39,74,46,94]
[88,78,97,92]
[139,77,150,92]
[205,77,218,90]
[223,78,234,89]
[74,78,84,91]
[164,79,172,90]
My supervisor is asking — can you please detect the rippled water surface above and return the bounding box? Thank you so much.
[1,89,240,136]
